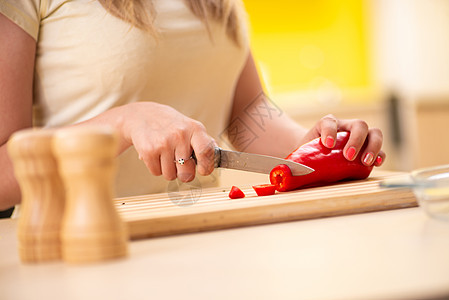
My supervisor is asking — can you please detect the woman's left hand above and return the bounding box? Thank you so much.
[300,114,386,167]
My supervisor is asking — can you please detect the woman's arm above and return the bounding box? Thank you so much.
[228,52,386,165]
[228,52,307,158]
[0,13,35,210]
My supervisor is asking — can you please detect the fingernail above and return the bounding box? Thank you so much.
[376,155,383,165]
[325,136,334,148]
[363,152,374,165]
[346,147,357,161]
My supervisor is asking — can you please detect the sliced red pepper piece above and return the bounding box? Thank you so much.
[252,184,276,196]
[229,186,245,199]
[270,131,374,192]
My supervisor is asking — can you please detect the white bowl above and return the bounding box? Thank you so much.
[411,164,449,221]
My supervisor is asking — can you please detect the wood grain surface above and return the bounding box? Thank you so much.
[53,127,128,263]
[115,172,417,240]
[7,129,65,263]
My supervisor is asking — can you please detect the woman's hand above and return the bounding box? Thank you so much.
[299,114,385,167]
[115,102,216,182]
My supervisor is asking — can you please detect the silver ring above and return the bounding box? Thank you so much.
[174,156,193,166]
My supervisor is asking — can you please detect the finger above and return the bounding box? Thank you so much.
[143,151,162,176]
[191,129,215,176]
[174,145,196,183]
[318,114,338,148]
[134,139,162,176]
[374,150,386,167]
[160,148,177,181]
[192,139,215,176]
[359,128,384,166]
[338,119,369,161]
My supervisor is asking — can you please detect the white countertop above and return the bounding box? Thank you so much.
[1,207,449,300]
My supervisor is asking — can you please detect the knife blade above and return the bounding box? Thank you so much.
[193,147,314,176]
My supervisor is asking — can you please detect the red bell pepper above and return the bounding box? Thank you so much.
[270,131,374,192]
[229,186,245,199]
[252,184,276,196]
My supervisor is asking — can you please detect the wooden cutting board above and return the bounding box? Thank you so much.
[115,172,417,240]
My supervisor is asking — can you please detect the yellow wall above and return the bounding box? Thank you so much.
[243,0,372,96]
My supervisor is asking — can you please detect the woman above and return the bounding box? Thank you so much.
[0,0,385,211]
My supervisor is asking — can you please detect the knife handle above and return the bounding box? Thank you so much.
[191,147,221,169]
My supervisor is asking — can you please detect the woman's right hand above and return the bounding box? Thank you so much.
[110,102,216,183]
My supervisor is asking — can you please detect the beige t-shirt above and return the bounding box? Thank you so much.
[0,0,249,197]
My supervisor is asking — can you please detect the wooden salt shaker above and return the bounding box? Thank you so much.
[52,126,128,264]
[7,128,65,263]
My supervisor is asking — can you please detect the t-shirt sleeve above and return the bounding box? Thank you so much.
[0,0,41,40]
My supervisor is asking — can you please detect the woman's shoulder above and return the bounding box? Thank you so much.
[0,0,39,39]
[0,0,67,40]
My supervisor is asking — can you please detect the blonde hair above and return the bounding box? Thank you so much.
[98,0,243,44]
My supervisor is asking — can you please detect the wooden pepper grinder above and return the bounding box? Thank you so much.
[52,126,128,264]
[7,128,65,263]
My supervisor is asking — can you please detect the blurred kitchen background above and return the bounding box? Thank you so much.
[243,0,449,172]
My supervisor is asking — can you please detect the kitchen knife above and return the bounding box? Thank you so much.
[193,147,314,176]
